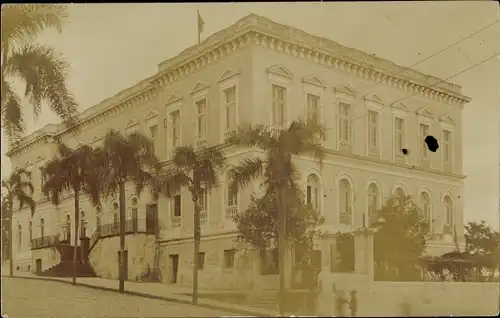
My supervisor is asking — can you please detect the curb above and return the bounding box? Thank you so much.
[3,275,274,317]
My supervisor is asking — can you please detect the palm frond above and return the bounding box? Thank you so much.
[232,157,264,189]
[172,146,197,171]
[226,124,277,151]
[153,168,191,199]
[1,4,68,48]
[1,81,24,137]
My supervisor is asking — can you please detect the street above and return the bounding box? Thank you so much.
[2,278,240,317]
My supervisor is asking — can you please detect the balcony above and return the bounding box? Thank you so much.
[195,137,207,150]
[339,140,351,153]
[224,129,237,141]
[200,212,207,224]
[339,213,352,225]
[368,146,379,158]
[171,217,181,228]
[89,218,156,252]
[420,156,430,168]
[271,127,284,139]
[31,234,60,250]
[226,206,238,221]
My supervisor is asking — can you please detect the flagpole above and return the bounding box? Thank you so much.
[197,9,201,44]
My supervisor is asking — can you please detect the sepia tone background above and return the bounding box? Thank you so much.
[2,2,499,229]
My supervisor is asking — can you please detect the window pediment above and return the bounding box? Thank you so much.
[126,119,139,129]
[145,110,159,121]
[166,94,182,105]
[219,69,240,83]
[334,84,357,102]
[439,114,455,125]
[416,107,434,119]
[364,93,384,104]
[266,64,294,79]
[302,76,326,88]
[36,156,45,162]
[190,81,210,96]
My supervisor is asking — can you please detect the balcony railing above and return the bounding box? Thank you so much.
[89,218,156,252]
[196,138,207,150]
[31,234,60,250]
[368,146,379,157]
[339,213,352,225]
[200,212,207,224]
[226,206,238,221]
[339,140,351,153]
[171,217,181,228]
[224,129,237,141]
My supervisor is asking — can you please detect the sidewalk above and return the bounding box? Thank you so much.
[5,272,277,317]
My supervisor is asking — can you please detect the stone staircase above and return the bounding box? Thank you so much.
[245,290,279,310]
[39,261,97,278]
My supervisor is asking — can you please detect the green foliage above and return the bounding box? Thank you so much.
[332,232,355,272]
[372,195,429,280]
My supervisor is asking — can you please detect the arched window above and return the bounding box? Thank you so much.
[40,218,45,237]
[17,224,22,248]
[131,197,139,231]
[29,221,32,242]
[339,179,352,225]
[80,210,86,238]
[367,183,380,226]
[443,196,453,234]
[199,186,208,224]
[394,187,406,206]
[306,174,320,213]
[95,207,102,233]
[113,202,119,230]
[65,214,71,242]
[226,170,238,220]
[420,192,431,223]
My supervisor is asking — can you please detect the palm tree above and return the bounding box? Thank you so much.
[99,129,159,293]
[1,167,35,277]
[227,120,325,315]
[153,145,225,305]
[1,4,78,140]
[42,141,102,285]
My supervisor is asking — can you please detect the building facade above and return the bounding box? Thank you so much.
[5,14,469,289]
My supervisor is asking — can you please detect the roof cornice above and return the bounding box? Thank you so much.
[8,14,471,157]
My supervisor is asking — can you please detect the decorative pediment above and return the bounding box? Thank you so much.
[145,110,159,121]
[25,161,33,167]
[266,64,293,79]
[166,94,182,105]
[364,93,384,104]
[126,119,139,129]
[302,76,326,88]
[392,102,410,112]
[190,81,210,95]
[36,155,45,162]
[439,114,455,124]
[416,107,434,118]
[219,69,240,82]
[91,136,101,143]
[334,84,357,96]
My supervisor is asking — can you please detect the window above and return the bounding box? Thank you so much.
[444,196,453,229]
[306,94,320,124]
[40,218,45,237]
[339,179,352,225]
[368,111,378,156]
[96,208,102,231]
[306,174,320,213]
[196,99,207,139]
[420,124,430,163]
[149,124,158,153]
[420,192,431,224]
[223,86,237,131]
[223,249,236,269]
[173,195,181,217]
[339,102,350,142]
[394,188,406,207]
[394,117,405,160]
[271,84,286,126]
[199,187,208,224]
[17,224,22,248]
[171,110,180,148]
[29,221,32,242]
[226,170,238,220]
[113,202,119,230]
[80,211,87,238]
[443,130,452,167]
[65,214,71,242]
[197,252,205,270]
[367,183,379,225]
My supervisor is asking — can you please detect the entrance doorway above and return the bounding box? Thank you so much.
[169,254,179,284]
[35,259,42,274]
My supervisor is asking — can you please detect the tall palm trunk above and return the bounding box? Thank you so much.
[278,187,287,315]
[72,191,80,285]
[119,180,126,293]
[192,194,201,305]
[8,201,14,277]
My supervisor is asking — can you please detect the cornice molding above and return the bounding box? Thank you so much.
[8,14,470,157]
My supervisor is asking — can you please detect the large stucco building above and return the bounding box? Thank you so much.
[5,14,469,289]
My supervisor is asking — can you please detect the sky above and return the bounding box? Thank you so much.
[2,2,499,229]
